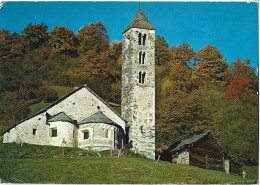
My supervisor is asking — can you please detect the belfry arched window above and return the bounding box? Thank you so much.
[142,72,146,83]
[138,33,142,45]
[139,52,142,64]
[138,33,146,46]
[142,52,145,64]
[143,34,146,46]
[139,72,146,84]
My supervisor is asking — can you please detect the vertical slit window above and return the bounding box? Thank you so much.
[138,33,142,45]
[33,128,37,135]
[142,52,145,64]
[142,72,146,84]
[105,130,108,138]
[139,72,142,83]
[139,52,142,64]
[143,34,146,46]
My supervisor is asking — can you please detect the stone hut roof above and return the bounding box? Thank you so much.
[78,111,116,125]
[48,112,75,123]
[122,9,155,34]
[163,131,232,159]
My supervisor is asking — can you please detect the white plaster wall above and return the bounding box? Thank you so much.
[78,123,115,151]
[47,87,125,131]
[3,113,49,145]
[49,121,77,147]
[224,159,230,174]
[172,151,190,164]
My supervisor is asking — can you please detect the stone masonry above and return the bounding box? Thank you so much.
[121,9,156,159]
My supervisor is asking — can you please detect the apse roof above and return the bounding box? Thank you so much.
[48,112,74,123]
[78,111,116,125]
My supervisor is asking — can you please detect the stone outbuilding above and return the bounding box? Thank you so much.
[2,85,126,151]
[160,131,242,175]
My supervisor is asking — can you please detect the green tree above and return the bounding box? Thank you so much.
[155,35,170,65]
[49,26,79,57]
[22,23,49,51]
[77,22,109,55]
[156,90,217,147]
[0,91,29,127]
[0,59,42,100]
[0,30,25,60]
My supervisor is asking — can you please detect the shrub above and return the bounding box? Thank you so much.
[36,86,58,103]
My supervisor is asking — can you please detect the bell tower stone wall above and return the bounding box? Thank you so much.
[122,25,155,159]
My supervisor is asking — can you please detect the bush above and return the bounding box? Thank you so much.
[36,86,58,103]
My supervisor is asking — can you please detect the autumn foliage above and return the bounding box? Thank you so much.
[225,76,251,101]
[0,23,258,165]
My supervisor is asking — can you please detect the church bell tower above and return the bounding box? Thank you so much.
[122,9,155,159]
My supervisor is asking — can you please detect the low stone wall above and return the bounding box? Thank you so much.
[172,150,189,164]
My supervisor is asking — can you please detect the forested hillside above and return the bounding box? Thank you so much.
[0,22,258,165]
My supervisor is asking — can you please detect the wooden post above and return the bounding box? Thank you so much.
[205,154,208,168]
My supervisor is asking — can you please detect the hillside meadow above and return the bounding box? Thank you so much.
[0,142,257,184]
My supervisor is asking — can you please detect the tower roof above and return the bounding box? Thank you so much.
[123,9,155,34]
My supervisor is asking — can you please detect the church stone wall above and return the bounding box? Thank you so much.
[3,113,49,145]
[122,28,155,159]
[172,151,190,164]
[78,123,115,151]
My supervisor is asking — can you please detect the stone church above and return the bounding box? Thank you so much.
[2,9,156,159]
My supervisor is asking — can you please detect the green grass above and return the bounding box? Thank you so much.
[28,86,73,115]
[242,165,259,180]
[109,102,121,114]
[0,142,256,184]
[29,103,51,115]
[50,86,73,98]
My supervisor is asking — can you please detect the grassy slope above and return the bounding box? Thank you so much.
[50,85,74,98]
[0,142,255,184]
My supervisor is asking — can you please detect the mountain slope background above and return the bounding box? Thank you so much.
[0,22,258,167]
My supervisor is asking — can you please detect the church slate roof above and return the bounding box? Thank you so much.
[48,112,75,123]
[78,111,116,125]
[122,9,155,34]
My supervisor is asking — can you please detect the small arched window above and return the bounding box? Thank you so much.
[143,34,146,46]
[142,72,146,84]
[104,130,108,138]
[139,52,142,64]
[142,52,145,64]
[139,72,142,83]
[138,33,142,45]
